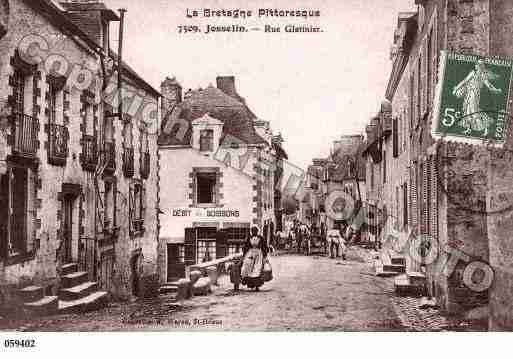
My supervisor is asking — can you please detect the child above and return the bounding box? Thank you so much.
[229,258,242,291]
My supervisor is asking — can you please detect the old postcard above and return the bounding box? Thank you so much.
[1,0,513,348]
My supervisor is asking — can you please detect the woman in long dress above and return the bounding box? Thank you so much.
[452,60,502,137]
[241,226,269,291]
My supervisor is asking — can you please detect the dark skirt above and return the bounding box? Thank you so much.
[242,276,265,288]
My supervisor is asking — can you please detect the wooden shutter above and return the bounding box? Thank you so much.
[141,184,146,227]
[216,229,228,259]
[184,228,196,266]
[403,182,408,228]
[11,166,28,254]
[421,161,429,235]
[393,117,399,158]
[128,183,134,234]
[410,163,418,232]
[429,156,438,240]
[0,173,8,258]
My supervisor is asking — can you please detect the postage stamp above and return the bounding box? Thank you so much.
[432,51,513,146]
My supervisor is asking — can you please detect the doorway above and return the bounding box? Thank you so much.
[167,243,185,282]
[62,194,75,263]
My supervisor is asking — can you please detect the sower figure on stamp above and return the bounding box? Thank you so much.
[452,60,502,137]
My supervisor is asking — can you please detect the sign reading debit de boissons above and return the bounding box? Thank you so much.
[432,51,513,145]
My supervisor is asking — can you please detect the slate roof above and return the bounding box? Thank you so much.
[159,85,267,146]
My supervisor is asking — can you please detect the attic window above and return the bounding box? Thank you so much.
[200,129,214,152]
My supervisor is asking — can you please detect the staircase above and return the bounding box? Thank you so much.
[394,272,427,297]
[19,286,58,317]
[374,249,406,277]
[57,263,108,314]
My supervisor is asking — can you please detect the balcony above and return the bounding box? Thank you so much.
[140,151,150,179]
[122,147,134,178]
[48,123,69,166]
[80,135,98,172]
[11,112,39,158]
[102,142,116,175]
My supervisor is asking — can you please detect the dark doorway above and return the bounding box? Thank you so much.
[130,253,141,296]
[167,244,185,282]
[62,195,75,263]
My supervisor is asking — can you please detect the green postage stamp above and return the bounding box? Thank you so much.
[432,51,513,146]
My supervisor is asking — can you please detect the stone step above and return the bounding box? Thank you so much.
[407,271,427,287]
[58,291,109,314]
[374,260,399,278]
[23,296,58,317]
[61,263,78,276]
[61,271,88,289]
[394,274,426,297]
[18,285,44,303]
[159,285,178,295]
[391,256,406,266]
[383,263,406,273]
[59,281,98,301]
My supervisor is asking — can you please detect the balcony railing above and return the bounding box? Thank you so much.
[11,112,39,157]
[48,123,69,166]
[103,142,116,175]
[80,135,98,172]
[140,152,150,179]
[122,147,134,177]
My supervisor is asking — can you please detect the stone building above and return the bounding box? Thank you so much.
[0,0,160,316]
[364,0,513,329]
[158,76,282,282]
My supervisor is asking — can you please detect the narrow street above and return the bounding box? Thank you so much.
[2,250,404,331]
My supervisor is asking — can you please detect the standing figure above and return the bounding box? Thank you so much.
[452,60,502,137]
[241,226,269,291]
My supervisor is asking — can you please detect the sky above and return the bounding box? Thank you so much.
[97,0,416,169]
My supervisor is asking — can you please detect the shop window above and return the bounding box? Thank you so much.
[196,172,217,205]
[200,129,214,152]
[197,227,216,262]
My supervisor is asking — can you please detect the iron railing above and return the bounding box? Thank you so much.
[48,123,68,166]
[81,135,98,171]
[12,112,39,157]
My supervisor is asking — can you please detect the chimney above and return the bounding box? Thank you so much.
[160,76,182,118]
[216,76,237,97]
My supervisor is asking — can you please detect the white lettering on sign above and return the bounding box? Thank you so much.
[171,209,240,217]
[172,209,192,217]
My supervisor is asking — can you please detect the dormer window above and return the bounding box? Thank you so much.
[200,129,214,152]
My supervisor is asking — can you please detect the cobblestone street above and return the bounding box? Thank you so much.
[0,249,483,332]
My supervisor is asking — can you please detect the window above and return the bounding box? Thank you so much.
[130,182,145,234]
[103,180,116,232]
[393,117,399,158]
[104,115,114,144]
[123,118,133,148]
[196,172,217,204]
[0,165,35,259]
[196,227,216,262]
[370,163,374,190]
[200,129,214,152]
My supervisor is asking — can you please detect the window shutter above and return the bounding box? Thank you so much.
[215,229,227,259]
[421,160,429,235]
[403,182,408,228]
[393,117,399,158]
[0,173,8,259]
[141,184,146,224]
[184,228,196,265]
[112,181,117,228]
[11,166,28,254]
[26,168,36,253]
[429,156,438,240]
[410,163,418,232]
[129,184,134,234]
